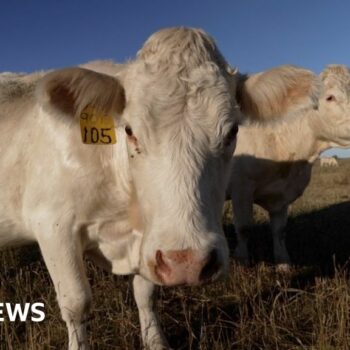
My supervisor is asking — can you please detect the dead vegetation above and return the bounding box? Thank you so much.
[0,159,349,349]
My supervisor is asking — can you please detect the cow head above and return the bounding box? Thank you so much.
[36,27,251,286]
[319,65,350,147]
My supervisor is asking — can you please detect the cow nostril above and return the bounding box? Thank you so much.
[199,249,220,282]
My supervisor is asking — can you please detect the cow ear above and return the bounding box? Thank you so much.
[37,67,125,118]
[236,65,321,121]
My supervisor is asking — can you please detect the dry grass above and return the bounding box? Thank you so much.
[0,159,350,349]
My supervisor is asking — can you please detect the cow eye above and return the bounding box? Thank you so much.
[125,125,133,136]
[224,124,239,146]
[326,95,336,102]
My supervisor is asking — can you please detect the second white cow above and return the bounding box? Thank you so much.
[227,64,350,270]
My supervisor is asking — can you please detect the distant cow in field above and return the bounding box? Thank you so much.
[320,156,339,167]
[227,64,350,271]
[0,27,318,349]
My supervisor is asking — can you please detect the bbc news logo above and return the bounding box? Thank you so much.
[0,303,45,322]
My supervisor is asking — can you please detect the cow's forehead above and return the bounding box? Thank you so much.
[120,27,238,145]
[123,62,235,144]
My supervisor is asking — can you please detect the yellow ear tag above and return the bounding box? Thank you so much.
[80,106,116,144]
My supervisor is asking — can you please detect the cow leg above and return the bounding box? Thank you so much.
[133,275,169,350]
[38,233,92,350]
[269,206,291,272]
[232,196,254,265]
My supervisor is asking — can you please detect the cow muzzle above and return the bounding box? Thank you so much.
[152,248,223,286]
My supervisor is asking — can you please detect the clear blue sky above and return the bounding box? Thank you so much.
[1,0,349,156]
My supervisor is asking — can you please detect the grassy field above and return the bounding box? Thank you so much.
[0,159,349,349]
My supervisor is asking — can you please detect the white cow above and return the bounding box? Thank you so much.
[227,65,350,271]
[0,28,324,349]
[320,156,339,167]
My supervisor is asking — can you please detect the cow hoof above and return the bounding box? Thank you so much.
[144,337,172,350]
[276,263,291,273]
[145,343,172,350]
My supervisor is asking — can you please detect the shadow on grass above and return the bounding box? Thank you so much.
[224,200,350,278]
[162,292,238,350]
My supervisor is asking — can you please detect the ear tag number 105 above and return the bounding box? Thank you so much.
[80,106,117,145]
